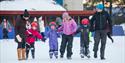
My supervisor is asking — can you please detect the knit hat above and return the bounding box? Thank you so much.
[96,4,104,10]
[49,22,56,26]
[81,18,89,25]
[62,12,69,18]
[23,9,30,17]
[31,21,38,27]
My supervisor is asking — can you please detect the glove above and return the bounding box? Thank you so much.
[89,27,94,32]
[57,29,62,32]
[29,34,33,36]
[16,35,22,42]
[41,38,46,42]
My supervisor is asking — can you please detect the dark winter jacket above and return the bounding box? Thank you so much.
[76,25,90,41]
[90,11,112,32]
[15,16,30,42]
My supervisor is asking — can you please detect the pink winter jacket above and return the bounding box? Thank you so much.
[58,18,77,35]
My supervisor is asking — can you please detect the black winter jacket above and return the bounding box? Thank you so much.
[90,11,112,32]
[15,16,30,42]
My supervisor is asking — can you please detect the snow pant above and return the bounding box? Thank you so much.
[80,33,90,56]
[93,30,107,58]
[3,28,8,39]
[17,38,26,60]
[60,34,73,57]
[26,43,35,59]
[49,42,58,58]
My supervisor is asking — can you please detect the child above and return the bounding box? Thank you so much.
[46,22,60,59]
[58,12,77,60]
[25,21,46,59]
[76,18,90,58]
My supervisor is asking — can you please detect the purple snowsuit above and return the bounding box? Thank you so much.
[47,29,59,51]
[47,29,60,58]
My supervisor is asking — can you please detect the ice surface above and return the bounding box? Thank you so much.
[0,36,125,63]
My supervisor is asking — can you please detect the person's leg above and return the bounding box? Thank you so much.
[67,35,73,59]
[100,30,107,60]
[107,32,114,43]
[17,42,22,60]
[93,30,101,58]
[53,42,58,59]
[5,29,8,39]
[60,34,68,58]
[54,50,58,59]
[80,36,84,58]
[22,39,26,60]
[26,43,30,59]
[31,43,35,59]
[84,33,90,58]
[3,28,6,39]
[49,49,54,59]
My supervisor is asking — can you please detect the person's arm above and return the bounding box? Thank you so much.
[90,14,96,32]
[75,26,81,34]
[15,20,21,36]
[72,19,77,33]
[58,23,63,32]
[0,22,4,28]
[15,19,22,42]
[36,31,46,42]
[106,12,112,34]
[46,30,50,38]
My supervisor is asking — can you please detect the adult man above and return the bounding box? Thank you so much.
[90,4,112,60]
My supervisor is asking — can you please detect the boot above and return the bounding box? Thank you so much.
[80,54,84,58]
[86,54,90,58]
[22,48,26,60]
[17,48,22,60]
[49,52,53,59]
[94,52,97,58]
[54,51,58,59]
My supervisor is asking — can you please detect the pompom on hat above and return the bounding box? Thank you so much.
[23,9,30,17]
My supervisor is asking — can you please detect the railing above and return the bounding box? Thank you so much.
[0,10,95,16]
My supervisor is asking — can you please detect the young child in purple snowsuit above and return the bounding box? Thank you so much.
[46,22,60,59]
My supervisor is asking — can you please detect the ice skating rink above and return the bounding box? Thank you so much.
[0,36,125,63]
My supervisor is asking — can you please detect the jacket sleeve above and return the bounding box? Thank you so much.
[90,14,96,32]
[15,20,21,36]
[75,26,81,34]
[58,24,63,32]
[36,31,43,39]
[46,30,50,38]
[72,19,77,33]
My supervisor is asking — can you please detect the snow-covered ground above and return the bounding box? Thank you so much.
[0,36,125,63]
[0,0,66,11]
